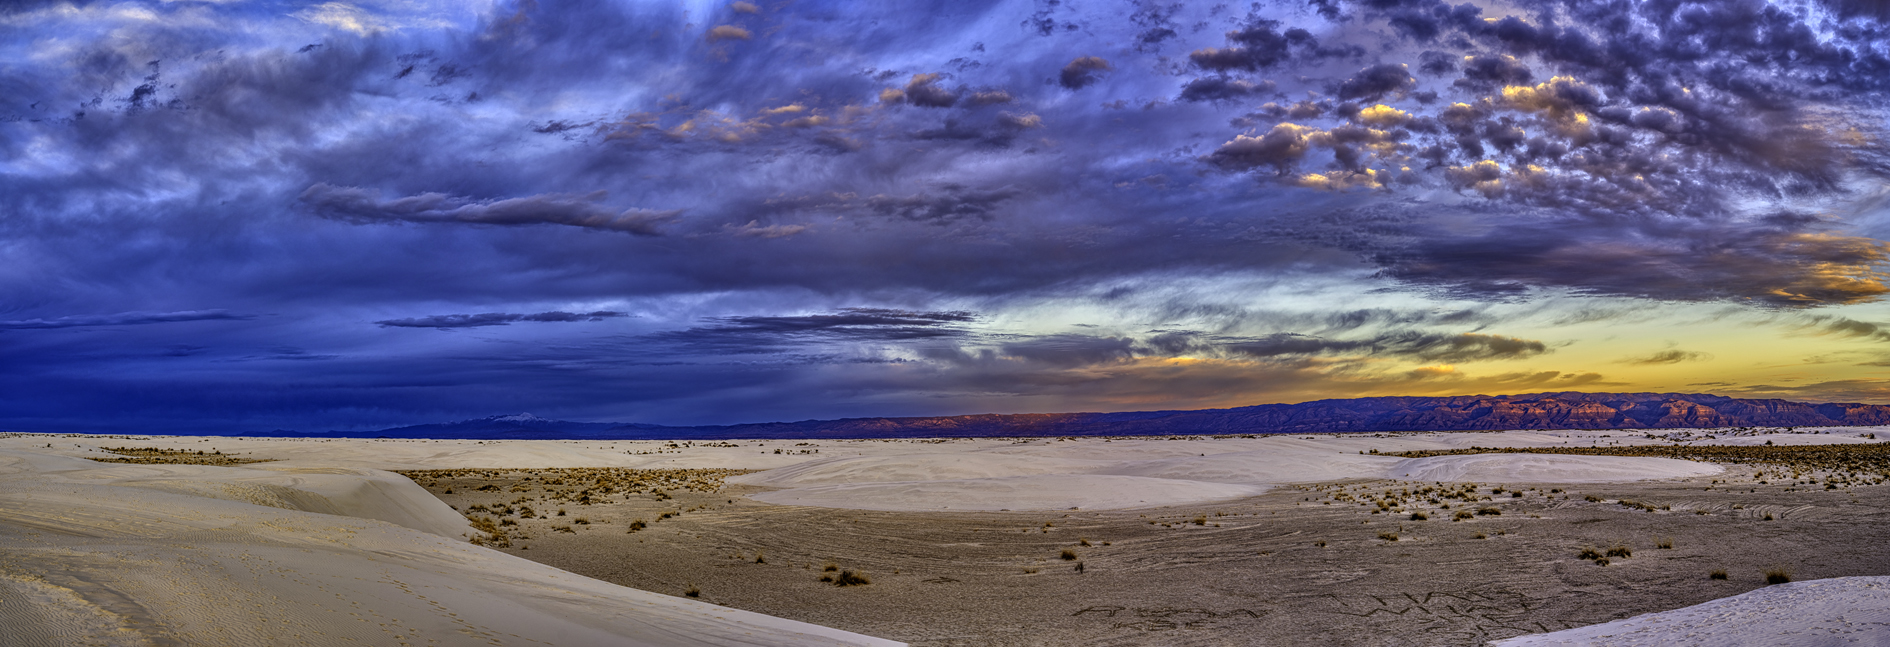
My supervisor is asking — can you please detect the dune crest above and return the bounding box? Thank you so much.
[0,450,902,647]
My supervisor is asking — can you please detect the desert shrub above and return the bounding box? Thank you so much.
[1409,511,1429,521]
[552,524,575,534]
[1584,495,1603,502]
[1655,537,1673,549]
[1473,531,1487,539]
[684,586,700,598]
[1454,510,1474,521]
[1765,567,1791,585]
[1578,547,1602,560]
[573,517,590,525]
[831,570,871,586]
[1377,531,1399,541]
[1476,507,1501,516]
[1605,544,1632,558]
[1314,540,1327,547]
[823,563,839,572]
[1763,513,1775,521]
[1710,569,1729,580]
[628,519,646,532]
[1060,549,1078,561]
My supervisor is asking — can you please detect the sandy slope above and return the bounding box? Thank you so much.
[0,450,901,647]
[1492,576,1890,646]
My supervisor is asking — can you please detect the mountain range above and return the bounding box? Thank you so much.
[281,392,1890,440]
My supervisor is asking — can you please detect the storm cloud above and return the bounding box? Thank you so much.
[4,0,1890,431]
[377,311,628,329]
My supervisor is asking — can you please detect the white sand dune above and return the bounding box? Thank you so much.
[1100,449,1404,484]
[746,474,1271,512]
[732,436,1727,512]
[727,453,1118,487]
[1493,576,1890,646]
[1391,454,1723,484]
[0,450,902,647]
[1,430,1876,645]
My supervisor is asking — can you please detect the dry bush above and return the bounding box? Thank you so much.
[1764,567,1792,585]
[1060,549,1078,561]
[1710,569,1729,580]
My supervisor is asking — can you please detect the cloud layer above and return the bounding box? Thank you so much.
[3,0,1890,430]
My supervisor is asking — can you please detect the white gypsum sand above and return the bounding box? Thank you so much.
[1492,576,1890,646]
[0,450,902,647]
[2,427,1882,645]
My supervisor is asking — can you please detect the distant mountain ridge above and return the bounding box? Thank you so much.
[293,392,1890,440]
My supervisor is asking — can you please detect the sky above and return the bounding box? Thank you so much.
[5,0,1890,433]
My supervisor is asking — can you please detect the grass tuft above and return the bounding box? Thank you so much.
[1710,569,1729,580]
[1764,567,1791,585]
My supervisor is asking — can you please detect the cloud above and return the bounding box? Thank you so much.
[291,3,388,35]
[1375,226,1890,306]
[376,311,628,329]
[898,73,958,108]
[299,184,677,234]
[726,220,808,238]
[1179,77,1276,103]
[1223,331,1549,363]
[1334,63,1414,102]
[1620,349,1710,365]
[1000,335,1138,367]
[1058,56,1112,90]
[1189,19,1357,71]
[706,25,751,41]
[5,0,1890,432]
[0,310,249,330]
[861,185,1023,223]
[648,308,976,354]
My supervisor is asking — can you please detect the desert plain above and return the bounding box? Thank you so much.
[3,428,1888,646]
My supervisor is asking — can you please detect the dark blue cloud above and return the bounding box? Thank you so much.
[0,310,248,330]
[2,0,1889,431]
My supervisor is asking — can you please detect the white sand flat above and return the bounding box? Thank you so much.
[0,450,903,647]
[746,474,1272,512]
[1493,576,1890,646]
[1391,454,1723,484]
[728,452,1117,487]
